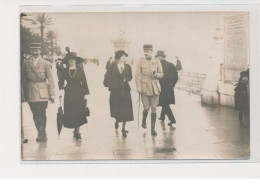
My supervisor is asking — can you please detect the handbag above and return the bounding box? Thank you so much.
[83,100,90,117]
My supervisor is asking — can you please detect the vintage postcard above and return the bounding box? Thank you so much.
[20,11,250,161]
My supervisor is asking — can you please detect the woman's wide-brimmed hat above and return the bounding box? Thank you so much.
[63,47,84,64]
[115,50,128,60]
[240,69,249,78]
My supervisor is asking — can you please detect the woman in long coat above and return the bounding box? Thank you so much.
[104,50,134,137]
[58,51,90,140]
[234,69,249,127]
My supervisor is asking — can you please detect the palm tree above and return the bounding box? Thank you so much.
[29,13,53,43]
[46,31,58,62]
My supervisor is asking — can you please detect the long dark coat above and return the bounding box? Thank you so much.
[234,82,249,111]
[58,67,90,128]
[104,63,134,122]
[158,60,178,106]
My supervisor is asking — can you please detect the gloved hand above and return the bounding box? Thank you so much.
[137,89,142,94]
[84,95,88,101]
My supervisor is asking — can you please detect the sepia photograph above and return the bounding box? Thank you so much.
[20,11,250,161]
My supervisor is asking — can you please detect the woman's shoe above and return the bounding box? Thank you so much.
[76,133,82,140]
[74,133,82,140]
[115,121,119,130]
[121,129,128,137]
[73,131,82,140]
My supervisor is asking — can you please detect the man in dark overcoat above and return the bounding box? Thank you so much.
[156,50,178,126]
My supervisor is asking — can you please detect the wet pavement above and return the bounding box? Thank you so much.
[21,63,250,160]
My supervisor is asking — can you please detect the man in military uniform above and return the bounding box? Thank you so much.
[21,43,55,142]
[135,44,164,136]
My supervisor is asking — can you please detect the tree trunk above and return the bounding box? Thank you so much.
[40,25,44,57]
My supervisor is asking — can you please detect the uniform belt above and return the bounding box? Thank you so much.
[27,78,46,83]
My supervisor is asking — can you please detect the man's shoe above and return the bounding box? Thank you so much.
[168,120,176,126]
[151,129,157,136]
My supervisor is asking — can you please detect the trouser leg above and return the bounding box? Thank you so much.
[160,106,166,121]
[37,102,48,136]
[28,102,41,134]
[165,105,175,122]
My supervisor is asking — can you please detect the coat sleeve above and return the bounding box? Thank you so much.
[81,68,90,95]
[172,64,178,87]
[45,63,55,96]
[154,59,164,79]
[104,67,112,87]
[124,65,133,82]
[135,60,142,91]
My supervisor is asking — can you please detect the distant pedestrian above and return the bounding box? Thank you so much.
[103,50,134,137]
[58,51,90,140]
[135,44,163,136]
[106,57,114,71]
[175,56,183,72]
[156,51,178,126]
[55,58,63,80]
[21,43,55,142]
[234,69,249,127]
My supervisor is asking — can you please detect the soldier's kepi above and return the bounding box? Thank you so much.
[21,43,55,142]
[135,44,164,136]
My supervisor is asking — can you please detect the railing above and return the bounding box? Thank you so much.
[175,72,207,95]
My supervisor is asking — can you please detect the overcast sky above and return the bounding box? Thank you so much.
[22,12,242,73]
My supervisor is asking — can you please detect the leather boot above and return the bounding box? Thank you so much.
[41,130,48,142]
[36,132,41,142]
[142,110,148,129]
[151,113,157,136]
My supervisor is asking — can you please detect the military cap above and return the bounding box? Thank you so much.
[143,44,153,50]
[30,43,41,49]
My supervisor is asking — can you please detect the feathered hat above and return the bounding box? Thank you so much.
[63,46,84,64]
